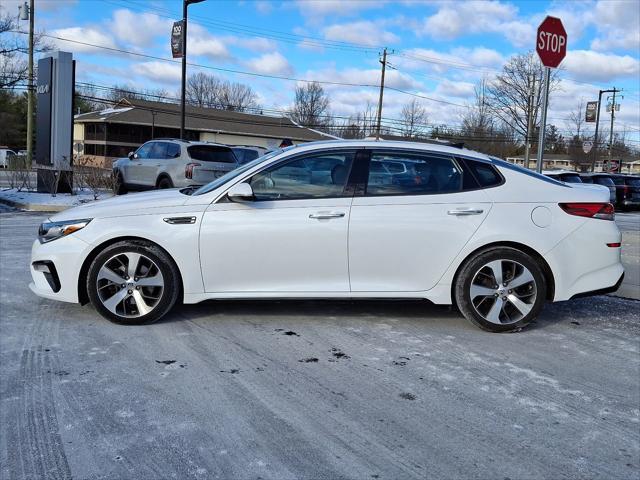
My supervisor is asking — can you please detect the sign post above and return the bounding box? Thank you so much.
[535,16,567,173]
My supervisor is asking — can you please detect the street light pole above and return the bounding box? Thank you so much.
[179,0,205,141]
[19,1,34,163]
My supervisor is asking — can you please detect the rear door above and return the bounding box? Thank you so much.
[348,150,492,292]
[139,141,169,187]
[188,145,238,185]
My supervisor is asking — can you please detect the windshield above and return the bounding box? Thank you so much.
[192,149,283,195]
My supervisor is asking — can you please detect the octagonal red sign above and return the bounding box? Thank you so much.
[536,16,567,68]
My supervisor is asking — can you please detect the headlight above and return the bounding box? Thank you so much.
[38,218,92,243]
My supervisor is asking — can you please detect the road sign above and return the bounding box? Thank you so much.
[536,16,567,68]
[582,140,593,154]
[606,159,620,173]
[585,101,598,122]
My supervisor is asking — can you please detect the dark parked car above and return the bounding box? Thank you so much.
[580,173,617,205]
[542,170,583,184]
[610,174,640,211]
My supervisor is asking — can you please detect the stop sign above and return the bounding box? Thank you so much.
[536,16,567,68]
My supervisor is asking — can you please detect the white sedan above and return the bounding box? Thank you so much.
[30,140,624,332]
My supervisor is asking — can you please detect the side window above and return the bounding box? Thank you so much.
[249,151,355,201]
[462,159,503,188]
[366,152,463,196]
[134,142,153,159]
[166,143,181,159]
[149,142,168,159]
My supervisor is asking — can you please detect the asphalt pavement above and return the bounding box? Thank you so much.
[1,209,639,480]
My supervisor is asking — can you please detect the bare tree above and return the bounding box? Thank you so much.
[486,51,559,140]
[186,72,259,112]
[1,13,51,89]
[287,81,330,128]
[566,99,586,139]
[218,81,259,112]
[399,99,428,138]
[186,72,221,107]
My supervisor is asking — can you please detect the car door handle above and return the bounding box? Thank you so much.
[309,212,346,219]
[447,208,484,216]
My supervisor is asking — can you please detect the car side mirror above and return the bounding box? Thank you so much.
[227,183,254,202]
[128,151,136,160]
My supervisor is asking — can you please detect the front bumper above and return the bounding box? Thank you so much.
[30,235,91,303]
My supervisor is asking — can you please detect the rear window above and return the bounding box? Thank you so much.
[594,177,615,186]
[561,174,582,183]
[188,146,236,163]
[462,159,503,188]
[628,178,640,187]
[233,148,260,165]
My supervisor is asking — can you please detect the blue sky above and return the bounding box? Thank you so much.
[4,0,639,142]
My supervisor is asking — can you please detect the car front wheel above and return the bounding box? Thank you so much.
[86,241,180,325]
[455,247,547,333]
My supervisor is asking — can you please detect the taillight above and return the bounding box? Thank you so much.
[559,203,615,221]
[623,185,630,198]
[185,162,201,179]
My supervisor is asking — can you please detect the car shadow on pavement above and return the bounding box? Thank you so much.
[154,295,639,334]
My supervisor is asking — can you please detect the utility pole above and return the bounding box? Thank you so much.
[535,67,551,173]
[590,87,621,172]
[524,74,536,170]
[607,88,622,163]
[375,47,387,140]
[19,1,34,164]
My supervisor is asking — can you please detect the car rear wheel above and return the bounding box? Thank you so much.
[157,176,173,189]
[86,241,180,325]
[455,247,547,333]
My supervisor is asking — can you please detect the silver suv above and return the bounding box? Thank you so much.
[113,139,238,194]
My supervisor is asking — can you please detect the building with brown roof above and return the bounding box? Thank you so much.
[73,98,338,166]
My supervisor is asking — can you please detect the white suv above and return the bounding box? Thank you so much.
[113,139,238,193]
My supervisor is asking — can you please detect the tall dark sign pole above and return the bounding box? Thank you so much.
[174,0,206,141]
[535,16,567,173]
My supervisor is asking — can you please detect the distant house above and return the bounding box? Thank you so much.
[505,154,640,174]
[73,98,338,166]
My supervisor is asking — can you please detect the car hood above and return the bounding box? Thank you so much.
[50,189,189,222]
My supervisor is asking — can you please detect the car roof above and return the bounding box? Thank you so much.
[284,139,492,161]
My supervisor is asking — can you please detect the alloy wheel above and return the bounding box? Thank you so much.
[96,252,164,318]
[469,259,537,325]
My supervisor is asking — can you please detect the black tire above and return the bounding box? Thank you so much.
[454,247,547,333]
[157,176,173,189]
[86,240,180,325]
[114,172,128,195]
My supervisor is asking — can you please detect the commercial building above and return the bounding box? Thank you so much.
[73,98,337,166]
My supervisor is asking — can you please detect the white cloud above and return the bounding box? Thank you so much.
[187,24,232,60]
[131,61,182,84]
[110,9,171,49]
[562,50,640,82]
[233,36,278,52]
[323,21,399,46]
[245,52,293,76]
[435,80,476,98]
[422,1,519,40]
[255,1,273,15]
[397,47,505,75]
[50,27,117,53]
[295,0,385,17]
[590,0,640,51]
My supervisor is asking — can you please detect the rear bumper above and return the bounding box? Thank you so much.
[570,272,624,299]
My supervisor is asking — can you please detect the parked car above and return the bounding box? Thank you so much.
[542,170,583,184]
[112,139,238,194]
[30,140,623,333]
[610,174,640,211]
[579,173,617,205]
[231,146,267,165]
[0,148,16,168]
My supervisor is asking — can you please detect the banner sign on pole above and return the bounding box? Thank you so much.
[171,20,185,59]
[585,101,598,122]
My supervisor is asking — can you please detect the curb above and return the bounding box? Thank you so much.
[0,197,68,212]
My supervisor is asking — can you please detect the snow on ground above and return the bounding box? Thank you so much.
[0,188,113,209]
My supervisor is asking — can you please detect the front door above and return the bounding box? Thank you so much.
[348,150,491,292]
[199,149,358,293]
